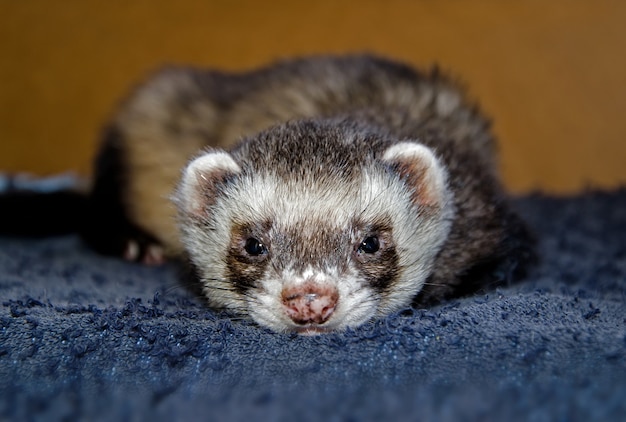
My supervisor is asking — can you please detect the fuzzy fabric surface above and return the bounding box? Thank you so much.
[1,190,625,421]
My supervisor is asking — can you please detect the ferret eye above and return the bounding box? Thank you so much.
[244,237,267,256]
[358,236,380,254]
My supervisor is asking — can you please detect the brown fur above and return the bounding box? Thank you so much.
[89,55,533,307]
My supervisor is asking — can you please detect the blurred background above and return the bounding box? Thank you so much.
[1,0,625,194]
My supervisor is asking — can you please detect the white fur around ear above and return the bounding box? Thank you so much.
[177,151,241,217]
[382,142,448,208]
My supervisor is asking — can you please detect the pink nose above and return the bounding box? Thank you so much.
[281,282,339,325]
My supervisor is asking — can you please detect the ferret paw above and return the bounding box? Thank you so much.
[123,240,166,265]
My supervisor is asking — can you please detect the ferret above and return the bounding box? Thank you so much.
[79,55,534,334]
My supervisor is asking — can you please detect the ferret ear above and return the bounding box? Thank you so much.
[176,150,241,217]
[382,142,448,208]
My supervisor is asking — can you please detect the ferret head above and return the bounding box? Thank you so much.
[174,121,453,334]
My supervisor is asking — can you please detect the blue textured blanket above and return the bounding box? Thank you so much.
[1,190,625,421]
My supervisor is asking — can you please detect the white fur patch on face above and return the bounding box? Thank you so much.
[246,266,378,333]
[226,173,363,230]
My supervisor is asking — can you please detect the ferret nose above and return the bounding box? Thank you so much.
[281,283,339,325]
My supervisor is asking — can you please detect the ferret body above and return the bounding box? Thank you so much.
[83,55,533,333]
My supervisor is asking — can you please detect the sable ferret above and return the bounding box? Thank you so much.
[82,55,534,334]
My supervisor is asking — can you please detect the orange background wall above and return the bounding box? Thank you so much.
[1,0,625,194]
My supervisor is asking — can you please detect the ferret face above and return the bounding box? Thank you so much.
[175,124,453,334]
